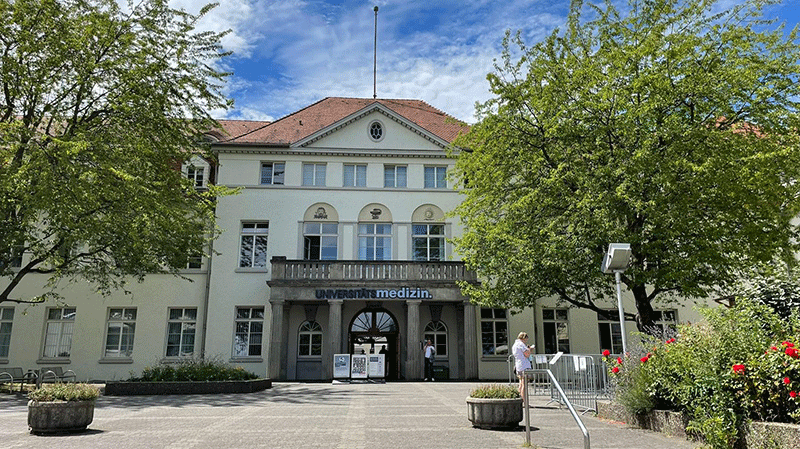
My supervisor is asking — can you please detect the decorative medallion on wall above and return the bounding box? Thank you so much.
[370,208,383,220]
[314,207,328,219]
[424,207,435,221]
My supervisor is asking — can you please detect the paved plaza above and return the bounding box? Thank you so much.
[0,381,701,449]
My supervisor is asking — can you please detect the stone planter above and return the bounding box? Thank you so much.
[28,400,95,435]
[466,397,523,429]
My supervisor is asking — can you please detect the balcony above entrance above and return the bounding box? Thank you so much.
[267,257,477,300]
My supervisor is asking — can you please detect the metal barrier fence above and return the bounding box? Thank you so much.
[508,353,613,414]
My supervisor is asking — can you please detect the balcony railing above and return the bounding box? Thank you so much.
[270,258,477,283]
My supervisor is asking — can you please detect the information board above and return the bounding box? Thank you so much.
[351,354,368,378]
[367,354,385,378]
[333,354,351,379]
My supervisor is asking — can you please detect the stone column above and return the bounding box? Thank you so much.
[268,299,285,380]
[406,299,422,380]
[324,299,343,379]
[463,302,479,379]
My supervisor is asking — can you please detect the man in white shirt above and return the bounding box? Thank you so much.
[423,339,436,381]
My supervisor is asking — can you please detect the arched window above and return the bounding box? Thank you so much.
[298,321,323,357]
[424,321,447,356]
[303,204,339,260]
[351,310,397,333]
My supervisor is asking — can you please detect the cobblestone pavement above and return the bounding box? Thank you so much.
[0,382,702,449]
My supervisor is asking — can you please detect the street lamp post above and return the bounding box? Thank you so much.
[601,243,632,354]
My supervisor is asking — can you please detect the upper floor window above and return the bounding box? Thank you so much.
[302,163,326,186]
[187,252,203,269]
[239,222,269,268]
[298,321,323,357]
[43,308,76,359]
[0,307,14,358]
[261,162,285,185]
[412,224,445,261]
[424,166,447,189]
[543,308,570,353]
[368,121,384,141]
[187,166,205,188]
[358,223,392,260]
[384,165,407,188]
[304,223,338,260]
[343,164,367,187]
[480,308,508,356]
[104,308,136,358]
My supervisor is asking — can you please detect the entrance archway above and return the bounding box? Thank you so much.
[348,308,399,380]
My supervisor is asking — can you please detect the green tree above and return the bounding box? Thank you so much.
[0,0,234,304]
[452,0,800,331]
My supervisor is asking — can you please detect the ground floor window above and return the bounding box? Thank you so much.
[424,321,447,357]
[166,308,197,357]
[543,308,570,354]
[480,308,508,356]
[597,310,624,355]
[0,307,13,358]
[42,308,76,358]
[234,307,264,357]
[104,308,136,358]
[298,321,323,357]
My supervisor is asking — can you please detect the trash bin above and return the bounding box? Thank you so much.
[432,365,449,380]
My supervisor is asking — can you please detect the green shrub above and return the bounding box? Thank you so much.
[469,384,520,399]
[28,383,100,402]
[130,357,259,382]
[605,298,800,448]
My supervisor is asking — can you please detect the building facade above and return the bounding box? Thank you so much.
[0,97,704,382]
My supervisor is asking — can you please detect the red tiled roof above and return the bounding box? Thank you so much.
[213,120,271,141]
[218,97,469,145]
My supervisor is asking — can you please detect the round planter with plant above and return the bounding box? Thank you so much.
[466,384,523,429]
[27,383,100,435]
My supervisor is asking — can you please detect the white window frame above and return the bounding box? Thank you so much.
[165,307,197,357]
[424,321,448,357]
[597,310,624,355]
[187,165,205,188]
[480,308,508,356]
[233,306,264,358]
[304,222,338,260]
[424,166,447,189]
[260,162,285,185]
[239,222,269,268]
[42,308,76,359]
[302,163,326,186]
[412,224,445,261]
[298,321,323,357]
[343,164,367,187]
[104,307,136,358]
[358,223,392,261]
[383,165,407,188]
[543,308,570,353]
[0,307,14,359]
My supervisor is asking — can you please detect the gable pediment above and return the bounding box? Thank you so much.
[293,103,450,152]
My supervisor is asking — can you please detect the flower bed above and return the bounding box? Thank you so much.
[597,401,800,449]
[105,378,271,395]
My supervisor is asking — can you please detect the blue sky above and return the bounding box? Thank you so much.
[173,0,800,123]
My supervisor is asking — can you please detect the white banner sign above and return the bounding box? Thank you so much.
[333,354,351,379]
[368,354,385,378]
[351,354,368,378]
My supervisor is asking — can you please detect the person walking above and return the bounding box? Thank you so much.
[512,332,534,396]
[423,339,436,381]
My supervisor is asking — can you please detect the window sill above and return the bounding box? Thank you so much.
[234,268,269,273]
[0,359,8,365]
[98,358,134,364]
[229,357,263,363]
[36,358,70,365]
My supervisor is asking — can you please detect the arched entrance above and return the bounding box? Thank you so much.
[348,308,399,380]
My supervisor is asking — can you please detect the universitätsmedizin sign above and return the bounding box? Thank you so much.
[315,287,432,300]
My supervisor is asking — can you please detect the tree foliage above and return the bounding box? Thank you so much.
[452,0,800,330]
[0,0,234,304]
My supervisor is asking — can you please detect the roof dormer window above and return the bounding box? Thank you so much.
[369,120,384,141]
